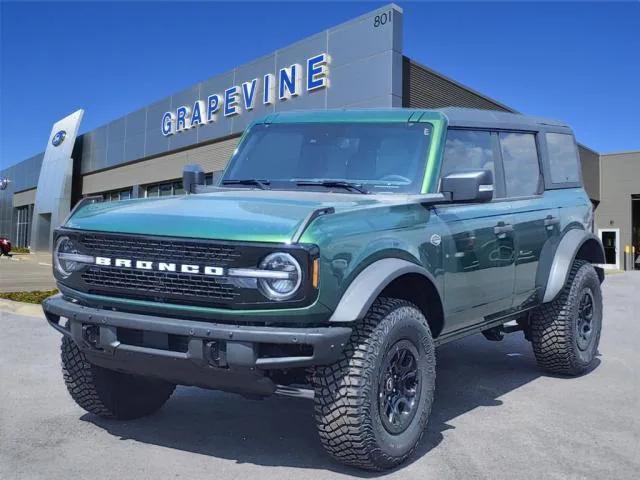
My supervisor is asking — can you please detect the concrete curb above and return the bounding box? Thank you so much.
[0,298,45,318]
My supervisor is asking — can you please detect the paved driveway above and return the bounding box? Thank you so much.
[1,272,639,479]
[0,253,56,292]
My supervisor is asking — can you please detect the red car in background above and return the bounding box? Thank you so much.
[0,237,11,256]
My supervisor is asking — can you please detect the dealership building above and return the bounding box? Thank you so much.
[0,4,638,269]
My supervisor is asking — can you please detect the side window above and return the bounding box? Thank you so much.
[546,133,580,184]
[499,132,541,197]
[441,129,496,183]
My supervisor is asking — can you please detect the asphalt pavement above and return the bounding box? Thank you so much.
[1,272,639,480]
[0,253,56,292]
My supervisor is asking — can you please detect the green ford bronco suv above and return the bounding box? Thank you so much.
[44,108,605,470]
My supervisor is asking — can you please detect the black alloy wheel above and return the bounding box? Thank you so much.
[378,340,421,434]
[576,289,595,351]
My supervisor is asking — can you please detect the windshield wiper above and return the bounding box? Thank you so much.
[222,179,270,190]
[295,180,369,194]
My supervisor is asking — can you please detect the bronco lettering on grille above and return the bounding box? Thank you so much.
[94,256,224,276]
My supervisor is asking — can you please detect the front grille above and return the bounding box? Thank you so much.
[82,266,240,302]
[60,231,313,309]
[79,233,242,266]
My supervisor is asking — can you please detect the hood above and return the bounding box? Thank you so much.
[65,190,399,243]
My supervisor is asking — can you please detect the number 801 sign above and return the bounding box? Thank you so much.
[373,10,392,28]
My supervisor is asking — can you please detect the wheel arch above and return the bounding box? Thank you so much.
[329,258,445,338]
[541,229,605,304]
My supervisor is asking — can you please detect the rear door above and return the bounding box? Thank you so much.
[497,131,560,308]
[437,129,516,333]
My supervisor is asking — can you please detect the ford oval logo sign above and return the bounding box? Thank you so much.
[52,130,67,147]
[0,177,9,191]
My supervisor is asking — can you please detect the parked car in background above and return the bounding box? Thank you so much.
[0,237,12,256]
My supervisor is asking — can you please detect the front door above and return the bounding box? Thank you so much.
[436,128,516,333]
[599,228,620,270]
[439,202,516,331]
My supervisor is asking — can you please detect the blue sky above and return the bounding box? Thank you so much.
[1,1,639,170]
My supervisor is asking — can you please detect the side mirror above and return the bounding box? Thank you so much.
[182,164,205,194]
[441,169,494,203]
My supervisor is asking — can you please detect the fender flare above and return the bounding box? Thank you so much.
[541,229,605,303]
[329,258,442,323]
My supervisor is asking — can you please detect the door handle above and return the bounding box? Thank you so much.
[494,222,514,236]
[544,215,560,229]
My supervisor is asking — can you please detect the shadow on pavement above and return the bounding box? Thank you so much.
[81,331,598,476]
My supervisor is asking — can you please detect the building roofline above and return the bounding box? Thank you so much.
[578,144,600,156]
[600,149,640,157]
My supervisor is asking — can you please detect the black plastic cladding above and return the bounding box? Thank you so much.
[54,229,319,310]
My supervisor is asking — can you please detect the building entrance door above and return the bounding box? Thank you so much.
[599,228,620,270]
[633,196,640,269]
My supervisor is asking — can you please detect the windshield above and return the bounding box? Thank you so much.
[222,122,432,193]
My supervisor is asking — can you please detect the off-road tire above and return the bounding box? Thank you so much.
[61,337,176,419]
[530,260,602,376]
[311,298,436,471]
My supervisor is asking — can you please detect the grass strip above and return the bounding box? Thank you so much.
[0,289,58,304]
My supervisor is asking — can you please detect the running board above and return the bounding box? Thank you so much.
[274,385,314,400]
[435,308,534,347]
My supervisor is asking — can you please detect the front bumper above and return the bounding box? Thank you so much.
[43,294,351,396]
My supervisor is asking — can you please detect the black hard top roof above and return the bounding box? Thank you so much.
[436,107,572,132]
[266,107,573,134]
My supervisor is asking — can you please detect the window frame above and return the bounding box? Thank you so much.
[439,127,507,200]
[496,129,545,200]
[439,127,549,202]
[539,129,583,190]
[223,121,434,195]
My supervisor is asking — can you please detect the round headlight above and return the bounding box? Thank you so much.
[258,252,302,301]
[54,236,82,277]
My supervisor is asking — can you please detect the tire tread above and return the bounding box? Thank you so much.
[531,260,601,375]
[312,298,434,470]
[61,337,175,419]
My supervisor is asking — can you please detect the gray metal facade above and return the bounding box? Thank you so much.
[78,4,403,176]
[30,110,84,251]
[595,151,640,269]
[402,59,513,112]
[579,146,600,202]
[0,153,43,243]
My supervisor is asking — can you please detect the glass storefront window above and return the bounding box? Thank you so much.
[159,183,172,196]
[173,181,184,195]
[15,204,32,248]
[145,179,188,197]
[102,188,133,202]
